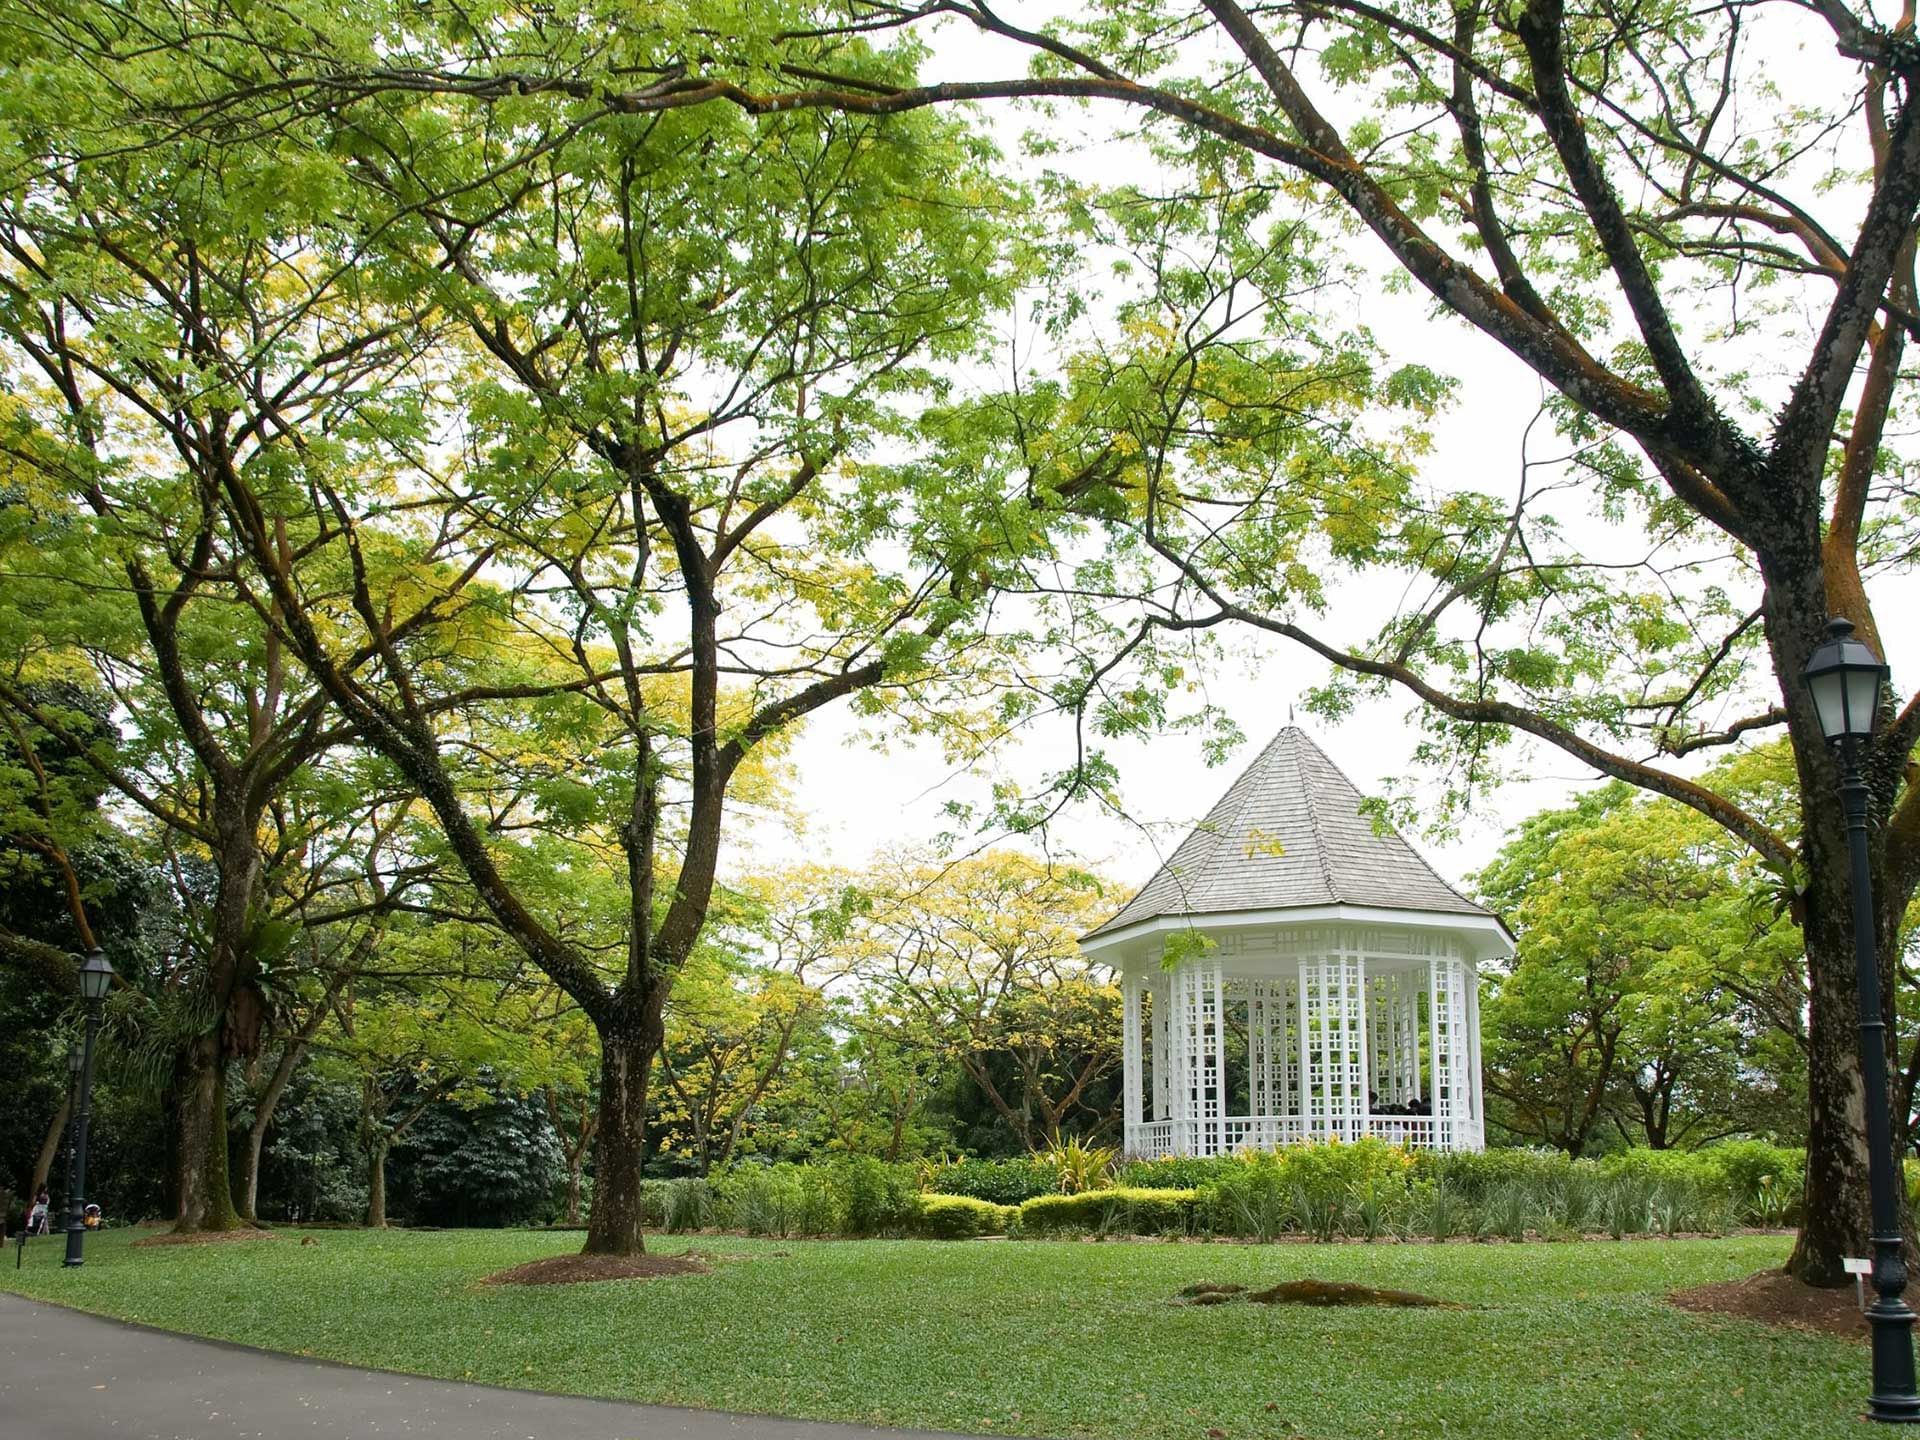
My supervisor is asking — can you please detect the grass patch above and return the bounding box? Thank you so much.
[1,1227,1865,1439]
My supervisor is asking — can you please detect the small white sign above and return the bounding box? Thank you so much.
[1845,1257,1874,1276]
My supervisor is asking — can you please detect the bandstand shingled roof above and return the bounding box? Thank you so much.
[1086,726,1492,939]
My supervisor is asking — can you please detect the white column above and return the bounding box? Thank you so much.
[1209,959,1228,1157]
[1352,954,1371,1141]
[1427,956,1446,1147]
[1282,976,1299,1141]
[1368,974,1390,1105]
[1122,972,1144,1150]
[1465,959,1486,1150]
[1152,972,1171,1123]
[1390,975,1420,1113]
[1429,952,1472,1151]
[1248,980,1270,1130]
[1170,956,1227,1157]
[1171,964,1192,1154]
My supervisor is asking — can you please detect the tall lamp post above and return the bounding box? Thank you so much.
[1804,616,1920,1423]
[63,947,114,1269]
[63,1046,81,1220]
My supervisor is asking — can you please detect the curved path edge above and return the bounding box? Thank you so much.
[0,1292,996,1440]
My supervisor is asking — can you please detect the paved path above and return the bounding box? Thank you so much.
[0,1294,974,1440]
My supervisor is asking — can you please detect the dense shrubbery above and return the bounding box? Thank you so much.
[622,1139,1814,1244]
[1183,1139,1807,1242]
[1018,1187,1199,1235]
[1113,1155,1236,1190]
[918,1156,1061,1204]
[917,1195,1018,1238]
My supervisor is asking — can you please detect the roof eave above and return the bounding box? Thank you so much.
[1080,902,1515,967]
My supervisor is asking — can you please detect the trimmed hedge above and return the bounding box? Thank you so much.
[1018,1187,1199,1236]
[924,1157,1061,1205]
[915,1194,1017,1239]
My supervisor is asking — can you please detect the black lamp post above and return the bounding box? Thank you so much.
[1804,616,1920,1423]
[63,947,113,1269]
[63,1046,81,1219]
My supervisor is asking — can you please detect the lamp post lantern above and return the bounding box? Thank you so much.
[1803,616,1920,1423]
[63,946,113,1269]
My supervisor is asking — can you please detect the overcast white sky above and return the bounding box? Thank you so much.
[738,5,1920,906]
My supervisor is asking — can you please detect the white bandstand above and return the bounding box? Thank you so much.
[1081,728,1513,1158]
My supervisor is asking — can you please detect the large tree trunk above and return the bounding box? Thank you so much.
[237,1039,310,1222]
[1786,840,1901,1283]
[173,1032,240,1233]
[1770,550,1915,1284]
[366,1139,389,1228]
[29,1096,70,1204]
[583,1022,657,1256]
[173,802,262,1235]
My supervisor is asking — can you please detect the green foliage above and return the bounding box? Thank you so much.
[699,1142,1811,1244]
[1017,1187,1198,1236]
[1472,772,1807,1154]
[662,1178,717,1234]
[836,1156,920,1236]
[717,1165,841,1238]
[1160,1141,1810,1242]
[393,1090,563,1229]
[913,1194,1016,1239]
[716,1160,921,1237]
[1201,1140,1414,1241]
[1036,1138,1116,1194]
[1112,1155,1239,1190]
[922,1156,1061,1205]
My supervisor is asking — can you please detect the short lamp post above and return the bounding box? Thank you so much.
[63,947,113,1269]
[1804,616,1920,1423]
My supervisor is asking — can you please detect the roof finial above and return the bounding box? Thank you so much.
[1288,704,1294,725]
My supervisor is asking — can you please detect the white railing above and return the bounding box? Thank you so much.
[1126,1114,1453,1158]
[1222,1116,1306,1151]
[1365,1116,1440,1151]
[1128,1119,1176,1158]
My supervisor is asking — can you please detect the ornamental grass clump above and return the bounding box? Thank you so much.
[1202,1154,1294,1241]
[1604,1174,1657,1238]
[1482,1180,1534,1241]
[1202,1138,1415,1241]
[1408,1178,1459,1241]
[718,1166,834,1237]
[662,1178,715,1234]
[1040,1138,1118,1194]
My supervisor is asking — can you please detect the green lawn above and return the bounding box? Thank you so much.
[0,1227,1863,1440]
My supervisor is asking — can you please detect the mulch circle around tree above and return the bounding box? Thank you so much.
[1671,1268,1867,1340]
[131,1227,279,1247]
[1174,1279,1460,1308]
[482,1252,710,1287]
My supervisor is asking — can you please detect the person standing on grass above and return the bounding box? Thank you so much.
[26,1188,50,1235]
